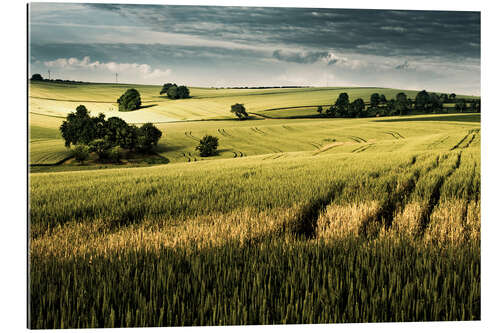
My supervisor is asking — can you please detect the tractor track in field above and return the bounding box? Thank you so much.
[217,128,232,137]
[288,155,424,240]
[348,136,367,143]
[250,127,267,135]
[384,131,405,140]
[351,143,375,153]
[358,153,458,239]
[184,131,199,142]
[427,136,450,149]
[450,129,479,151]
[415,152,462,236]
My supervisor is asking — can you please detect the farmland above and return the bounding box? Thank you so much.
[29,81,480,328]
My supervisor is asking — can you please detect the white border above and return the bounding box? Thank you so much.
[1,1,499,332]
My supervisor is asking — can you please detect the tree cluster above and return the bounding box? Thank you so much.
[321,90,479,119]
[160,83,190,99]
[60,105,162,163]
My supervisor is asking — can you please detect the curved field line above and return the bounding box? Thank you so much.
[384,132,400,140]
[184,131,199,141]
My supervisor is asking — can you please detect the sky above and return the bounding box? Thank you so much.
[28,2,481,95]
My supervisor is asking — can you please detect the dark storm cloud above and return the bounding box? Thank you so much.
[30,42,268,67]
[85,4,480,60]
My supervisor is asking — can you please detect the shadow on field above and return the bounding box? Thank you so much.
[372,114,480,123]
[137,104,158,110]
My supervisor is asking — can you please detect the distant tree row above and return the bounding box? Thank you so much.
[160,83,190,99]
[318,90,480,118]
[30,73,86,84]
[60,105,162,163]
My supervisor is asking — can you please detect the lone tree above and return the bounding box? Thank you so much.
[328,92,350,117]
[31,73,43,81]
[230,103,249,120]
[196,135,219,157]
[117,88,141,111]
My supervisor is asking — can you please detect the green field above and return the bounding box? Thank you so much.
[29,81,481,328]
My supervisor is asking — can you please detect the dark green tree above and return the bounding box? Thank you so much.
[429,93,443,112]
[450,93,457,100]
[348,98,365,118]
[59,105,98,147]
[135,123,163,153]
[455,99,467,112]
[160,83,177,95]
[167,86,178,99]
[395,93,409,115]
[415,90,431,112]
[331,92,349,117]
[31,73,43,81]
[117,89,141,111]
[317,106,323,114]
[177,86,190,99]
[72,144,89,164]
[380,94,387,104]
[230,103,249,120]
[370,93,380,108]
[88,138,113,161]
[196,135,219,157]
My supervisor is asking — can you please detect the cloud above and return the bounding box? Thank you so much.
[43,56,171,79]
[272,50,349,66]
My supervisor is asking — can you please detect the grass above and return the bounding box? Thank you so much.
[28,81,481,328]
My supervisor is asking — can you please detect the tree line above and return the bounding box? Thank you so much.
[316,90,480,118]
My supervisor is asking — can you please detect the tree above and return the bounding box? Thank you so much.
[329,92,349,117]
[88,138,113,161]
[160,83,177,95]
[31,73,43,81]
[380,94,387,104]
[177,85,190,99]
[167,86,178,99]
[72,144,89,164]
[370,93,380,108]
[439,93,449,103]
[415,90,431,112]
[450,93,457,100]
[135,123,162,153]
[348,98,365,118]
[317,106,323,114]
[196,135,219,157]
[230,103,249,120]
[117,89,141,111]
[395,92,409,115]
[60,105,98,147]
[429,93,443,112]
[107,146,121,163]
[386,99,396,116]
[455,99,467,112]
